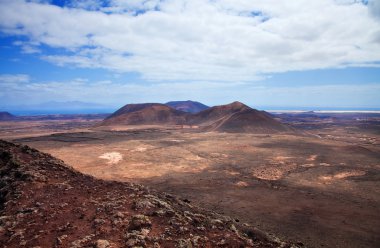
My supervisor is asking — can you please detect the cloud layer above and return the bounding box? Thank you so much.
[1,73,379,109]
[1,0,379,82]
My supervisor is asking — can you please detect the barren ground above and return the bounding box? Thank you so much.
[1,115,379,248]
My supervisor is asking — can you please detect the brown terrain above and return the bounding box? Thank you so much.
[0,140,294,248]
[0,102,379,248]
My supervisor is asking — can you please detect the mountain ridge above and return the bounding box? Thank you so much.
[102,103,189,126]
[101,101,294,133]
[0,111,16,121]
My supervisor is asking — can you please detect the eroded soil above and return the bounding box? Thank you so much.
[1,140,285,248]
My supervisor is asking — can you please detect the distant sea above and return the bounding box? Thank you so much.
[267,110,380,114]
[261,106,380,113]
[6,109,115,116]
[3,107,380,116]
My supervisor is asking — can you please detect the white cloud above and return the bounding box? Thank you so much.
[0,0,379,81]
[0,74,30,84]
[13,40,41,54]
[1,74,379,108]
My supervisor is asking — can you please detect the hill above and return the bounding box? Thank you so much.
[207,108,293,133]
[100,101,293,133]
[0,140,292,247]
[101,103,189,126]
[0,111,16,121]
[192,101,292,133]
[191,101,251,125]
[166,100,209,113]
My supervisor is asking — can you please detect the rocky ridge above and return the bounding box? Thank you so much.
[0,140,295,247]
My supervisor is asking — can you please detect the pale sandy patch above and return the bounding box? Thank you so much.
[300,163,315,168]
[181,125,199,129]
[307,155,318,161]
[274,156,293,161]
[133,147,147,152]
[334,171,366,179]
[319,176,333,181]
[235,181,249,187]
[319,170,366,181]
[225,170,240,176]
[99,152,123,165]
[319,163,331,166]
[169,139,185,142]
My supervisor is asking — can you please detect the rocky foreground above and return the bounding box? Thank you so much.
[0,140,295,248]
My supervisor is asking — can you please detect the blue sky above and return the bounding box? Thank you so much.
[1,0,380,113]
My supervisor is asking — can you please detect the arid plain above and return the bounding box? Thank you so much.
[1,112,379,248]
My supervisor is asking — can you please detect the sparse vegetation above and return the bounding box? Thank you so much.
[0,140,294,247]
[0,110,379,247]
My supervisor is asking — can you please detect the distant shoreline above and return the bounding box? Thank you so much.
[268,110,380,114]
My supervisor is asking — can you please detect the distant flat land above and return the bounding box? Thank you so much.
[1,113,379,248]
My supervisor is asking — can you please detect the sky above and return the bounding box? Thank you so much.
[0,0,380,113]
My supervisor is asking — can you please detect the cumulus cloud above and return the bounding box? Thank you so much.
[0,74,30,84]
[0,0,379,81]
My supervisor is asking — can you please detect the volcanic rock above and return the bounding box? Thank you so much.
[101,103,189,126]
[193,101,293,133]
[0,140,295,247]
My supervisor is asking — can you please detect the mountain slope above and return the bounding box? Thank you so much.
[166,100,209,113]
[0,111,16,121]
[0,140,293,247]
[101,103,190,126]
[191,101,250,124]
[191,101,293,133]
[207,109,293,133]
[100,101,293,134]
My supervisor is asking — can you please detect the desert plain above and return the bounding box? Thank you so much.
[1,112,379,248]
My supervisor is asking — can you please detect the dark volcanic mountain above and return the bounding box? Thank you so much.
[191,101,251,125]
[0,111,16,121]
[190,101,292,133]
[100,101,293,133]
[101,103,189,126]
[0,140,292,247]
[166,100,209,113]
[207,108,293,133]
